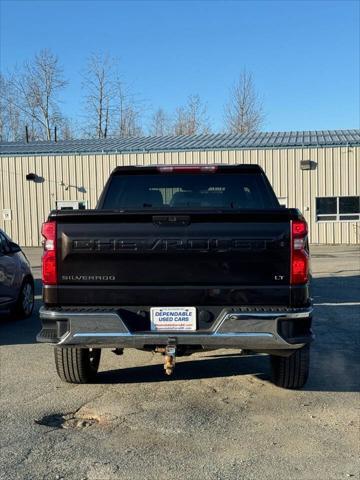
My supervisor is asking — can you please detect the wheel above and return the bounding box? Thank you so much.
[270,345,310,389]
[12,278,34,319]
[54,347,101,383]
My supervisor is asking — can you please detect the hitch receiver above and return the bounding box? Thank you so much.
[164,338,177,376]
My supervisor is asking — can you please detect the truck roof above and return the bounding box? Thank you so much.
[111,164,264,175]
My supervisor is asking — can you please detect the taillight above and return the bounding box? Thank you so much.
[41,220,57,285]
[157,165,218,173]
[290,219,309,285]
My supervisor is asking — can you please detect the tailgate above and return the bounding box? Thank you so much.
[56,211,290,287]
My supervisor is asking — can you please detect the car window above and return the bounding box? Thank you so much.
[0,232,10,254]
[102,173,279,210]
[0,233,7,253]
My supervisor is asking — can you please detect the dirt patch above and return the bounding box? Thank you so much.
[35,409,105,429]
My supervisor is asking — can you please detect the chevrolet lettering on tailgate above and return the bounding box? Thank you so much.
[71,238,269,253]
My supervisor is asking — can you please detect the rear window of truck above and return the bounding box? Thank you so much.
[101,173,279,210]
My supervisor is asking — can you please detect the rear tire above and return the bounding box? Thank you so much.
[12,278,34,319]
[270,345,310,389]
[54,347,101,383]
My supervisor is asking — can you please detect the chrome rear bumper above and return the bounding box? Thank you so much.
[38,306,313,351]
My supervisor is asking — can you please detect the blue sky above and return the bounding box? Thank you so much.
[1,0,359,133]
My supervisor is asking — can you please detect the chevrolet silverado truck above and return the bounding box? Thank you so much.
[37,164,313,388]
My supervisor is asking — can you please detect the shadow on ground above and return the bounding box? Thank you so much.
[97,354,267,385]
[96,274,360,392]
[0,279,43,345]
[95,345,359,393]
[0,275,359,393]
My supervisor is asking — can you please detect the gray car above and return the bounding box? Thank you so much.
[0,229,34,318]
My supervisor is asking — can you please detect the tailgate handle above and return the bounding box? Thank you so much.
[153,215,191,226]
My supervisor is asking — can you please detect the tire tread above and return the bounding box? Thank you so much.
[270,345,310,389]
[54,347,101,383]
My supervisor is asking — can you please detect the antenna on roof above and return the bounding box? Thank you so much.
[54,126,58,142]
[25,126,29,143]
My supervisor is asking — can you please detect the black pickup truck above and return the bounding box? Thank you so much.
[37,164,313,388]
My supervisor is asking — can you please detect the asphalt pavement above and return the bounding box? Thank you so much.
[0,246,359,480]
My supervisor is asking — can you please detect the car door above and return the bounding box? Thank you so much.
[0,232,19,306]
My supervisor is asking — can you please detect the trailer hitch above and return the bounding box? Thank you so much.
[164,339,177,376]
[155,338,177,376]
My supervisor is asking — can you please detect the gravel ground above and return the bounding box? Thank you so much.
[0,246,359,480]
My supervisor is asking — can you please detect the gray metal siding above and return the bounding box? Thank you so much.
[1,145,359,246]
[1,129,359,156]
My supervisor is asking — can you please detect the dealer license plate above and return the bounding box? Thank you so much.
[150,307,197,331]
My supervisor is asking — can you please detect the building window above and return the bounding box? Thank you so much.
[316,196,360,222]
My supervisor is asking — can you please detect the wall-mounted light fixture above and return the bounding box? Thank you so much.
[59,181,86,193]
[300,160,317,171]
[26,173,45,183]
[59,181,69,191]
[26,173,37,181]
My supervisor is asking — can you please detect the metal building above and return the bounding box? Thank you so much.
[1,129,359,246]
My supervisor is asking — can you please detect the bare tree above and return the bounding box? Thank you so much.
[149,108,171,136]
[121,105,142,137]
[82,54,144,139]
[0,74,22,141]
[25,49,67,140]
[115,81,143,138]
[118,102,142,137]
[173,106,187,136]
[224,70,264,134]
[82,53,117,139]
[1,49,67,141]
[57,118,75,140]
[173,94,210,136]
